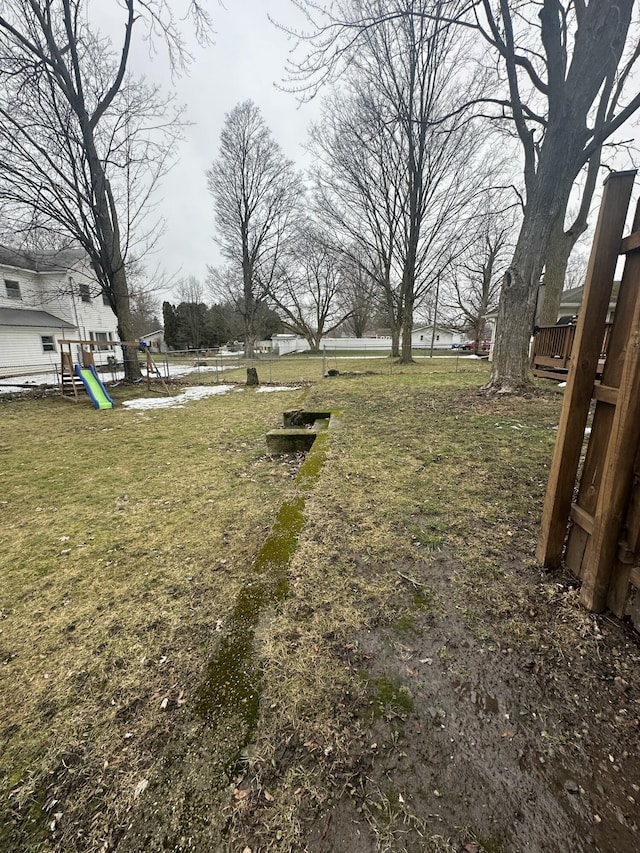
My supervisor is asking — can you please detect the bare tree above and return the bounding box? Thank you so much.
[207,101,303,358]
[269,227,352,350]
[302,1,489,362]
[345,1,481,363]
[443,206,515,351]
[0,1,208,380]
[310,85,405,355]
[129,288,161,339]
[173,276,207,349]
[339,251,378,337]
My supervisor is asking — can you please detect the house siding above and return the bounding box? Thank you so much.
[0,251,119,376]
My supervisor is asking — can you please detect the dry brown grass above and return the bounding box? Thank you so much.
[1,360,578,852]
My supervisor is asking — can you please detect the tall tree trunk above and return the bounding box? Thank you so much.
[83,124,141,380]
[537,218,579,326]
[242,232,256,359]
[111,263,141,379]
[390,323,401,358]
[400,286,415,363]
[488,130,582,391]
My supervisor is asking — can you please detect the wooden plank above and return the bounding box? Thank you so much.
[534,355,572,368]
[569,504,594,534]
[580,222,640,611]
[532,367,570,381]
[536,171,636,568]
[608,560,632,617]
[592,383,619,405]
[620,230,640,254]
[630,567,640,589]
[565,525,589,578]
[606,453,640,616]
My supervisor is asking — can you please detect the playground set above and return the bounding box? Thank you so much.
[59,339,168,409]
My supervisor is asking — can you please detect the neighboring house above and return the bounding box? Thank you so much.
[0,244,119,377]
[139,329,166,352]
[553,282,619,324]
[412,325,463,349]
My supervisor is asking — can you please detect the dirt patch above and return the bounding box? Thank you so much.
[292,553,640,853]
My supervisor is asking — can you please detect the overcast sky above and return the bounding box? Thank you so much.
[99,1,319,301]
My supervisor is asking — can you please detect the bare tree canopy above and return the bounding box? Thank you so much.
[0,1,210,379]
[269,225,354,350]
[207,100,303,357]
[442,194,516,350]
[307,1,489,363]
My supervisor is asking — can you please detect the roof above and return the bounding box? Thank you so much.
[0,243,86,273]
[0,306,75,329]
[413,325,457,334]
[559,281,620,308]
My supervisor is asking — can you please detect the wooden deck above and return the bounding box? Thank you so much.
[530,323,612,379]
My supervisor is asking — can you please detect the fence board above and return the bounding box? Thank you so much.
[536,171,636,568]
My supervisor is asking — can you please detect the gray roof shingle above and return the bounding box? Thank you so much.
[0,306,75,329]
[0,243,85,272]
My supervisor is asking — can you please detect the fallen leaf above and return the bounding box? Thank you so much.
[263,789,274,802]
[234,788,250,801]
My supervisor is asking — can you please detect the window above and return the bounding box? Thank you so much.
[5,279,21,299]
[79,283,91,302]
[91,331,112,351]
[102,292,111,307]
[41,335,56,352]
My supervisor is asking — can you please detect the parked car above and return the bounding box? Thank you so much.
[454,340,491,354]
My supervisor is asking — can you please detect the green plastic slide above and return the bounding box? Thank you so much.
[74,364,115,409]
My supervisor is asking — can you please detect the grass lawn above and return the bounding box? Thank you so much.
[1,360,639,853]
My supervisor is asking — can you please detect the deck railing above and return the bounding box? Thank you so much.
[530,323,612,379]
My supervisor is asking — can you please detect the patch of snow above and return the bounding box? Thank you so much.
[123,385,235,410]
[255,385,300,393]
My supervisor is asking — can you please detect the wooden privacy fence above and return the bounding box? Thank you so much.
[537,170,640,626]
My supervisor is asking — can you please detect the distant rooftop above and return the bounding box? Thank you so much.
[560,281,621,306]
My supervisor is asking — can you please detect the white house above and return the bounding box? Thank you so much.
[139,329,167,352]
[0,244,119,377]
[411,325,463,349]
